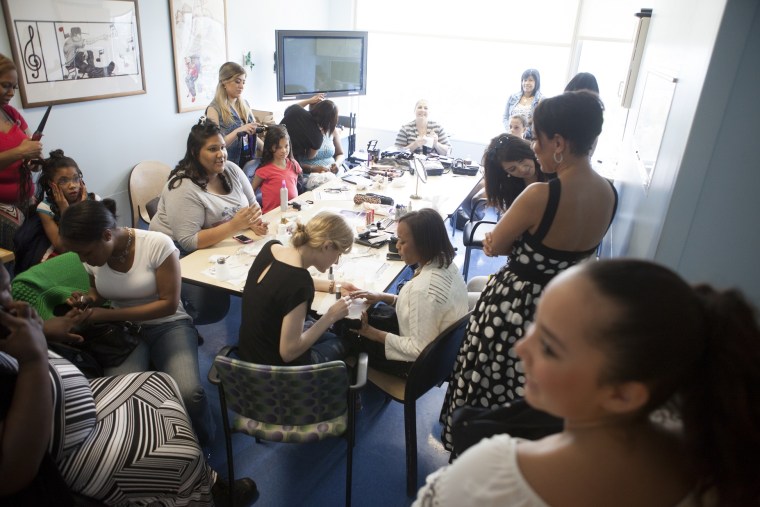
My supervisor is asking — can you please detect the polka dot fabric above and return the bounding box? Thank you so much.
[440,238,595,451]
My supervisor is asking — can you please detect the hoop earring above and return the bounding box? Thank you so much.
[553,152,563,164]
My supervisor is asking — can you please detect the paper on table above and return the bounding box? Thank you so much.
[201,256,253,290]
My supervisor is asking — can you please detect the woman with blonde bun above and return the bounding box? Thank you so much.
[238,211,360,365]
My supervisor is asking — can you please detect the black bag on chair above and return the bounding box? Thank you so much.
[76,322,142,369]
[449,399,563,459]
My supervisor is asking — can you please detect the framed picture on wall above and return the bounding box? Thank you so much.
[169,0,227,113]
[1,0,146,108]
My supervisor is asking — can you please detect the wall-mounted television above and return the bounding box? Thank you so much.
[275,30,368,101]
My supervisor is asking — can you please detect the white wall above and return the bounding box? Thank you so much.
[0,0,345,224]
[611,0,760,304]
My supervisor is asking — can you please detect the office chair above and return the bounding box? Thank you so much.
[128,160,172,228]
[461,219,498,281]
[209,347,368,507]
[366,311,471,496]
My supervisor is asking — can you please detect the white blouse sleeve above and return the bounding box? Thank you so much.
[413,435,549,507]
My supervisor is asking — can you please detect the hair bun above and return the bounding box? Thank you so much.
[49,148,65,158]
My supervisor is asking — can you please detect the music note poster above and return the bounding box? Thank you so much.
[1,0,146,108]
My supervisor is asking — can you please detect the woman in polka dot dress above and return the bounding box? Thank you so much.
[440,91,618,451]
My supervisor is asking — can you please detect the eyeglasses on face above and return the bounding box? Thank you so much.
[55,175,82,185]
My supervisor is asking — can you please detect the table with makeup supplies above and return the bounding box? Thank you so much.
[179,163,483,313]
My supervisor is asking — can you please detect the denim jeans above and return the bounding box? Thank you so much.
[104,318,215,446]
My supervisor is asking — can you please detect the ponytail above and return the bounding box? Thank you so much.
[584,259,760,506]
[681,286,760,506]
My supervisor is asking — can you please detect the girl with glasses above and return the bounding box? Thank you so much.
[25,150,100,264]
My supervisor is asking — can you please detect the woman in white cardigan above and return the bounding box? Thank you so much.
[350,208,468,377]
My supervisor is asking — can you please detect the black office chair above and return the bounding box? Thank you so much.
[461,220,497,281]
[338,113,357,160]
[366,312,471,496]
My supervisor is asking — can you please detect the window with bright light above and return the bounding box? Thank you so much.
[353,0,640,151]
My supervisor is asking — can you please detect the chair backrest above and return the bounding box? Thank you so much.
[128,161,172,227]
[214,356,349,425]
[405,311,471,402]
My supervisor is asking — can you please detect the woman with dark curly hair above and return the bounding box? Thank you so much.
[482,133,549,213]
[150,119,268,254]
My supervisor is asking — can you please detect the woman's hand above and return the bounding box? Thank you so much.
[357,310,384,343]
[66,291,93,310]
[14,138,43,160]
[42,307,92,344]
[0,303,47,365]
[235,122,259,137]
[230,205,260,230]
[325,296,350,323]
[249,217,269,236]
[339,281,359,296]
[350,289,386,304]
[50,182,69,211]
[306,93,325,105]
[483,231,495,256]
[329,163,339,174]
[79,181,89,202]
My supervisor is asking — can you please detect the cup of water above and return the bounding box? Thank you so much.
[216,258,231,281]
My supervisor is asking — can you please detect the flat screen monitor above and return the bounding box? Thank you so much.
[275,30,368,101]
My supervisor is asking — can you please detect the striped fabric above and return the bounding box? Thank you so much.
[1,352,215,506]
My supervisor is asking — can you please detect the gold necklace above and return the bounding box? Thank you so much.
[112,227,133,263]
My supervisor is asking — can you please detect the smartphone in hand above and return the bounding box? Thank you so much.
[233,234,254,244]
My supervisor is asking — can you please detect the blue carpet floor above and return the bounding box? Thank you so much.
[196,217,503,506]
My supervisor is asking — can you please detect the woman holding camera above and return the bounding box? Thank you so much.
[395,99,451,156]
[205,61,262,167]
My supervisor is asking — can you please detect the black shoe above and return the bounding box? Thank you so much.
[212,477,259,506]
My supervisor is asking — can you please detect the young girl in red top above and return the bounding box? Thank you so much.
[252,125,302,213]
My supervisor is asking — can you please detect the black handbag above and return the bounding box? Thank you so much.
[77,322,142,368]
[449,399,563,459]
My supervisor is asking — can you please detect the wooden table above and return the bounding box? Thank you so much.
[180,166,482,313]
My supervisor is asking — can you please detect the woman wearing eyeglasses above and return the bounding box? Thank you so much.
[440,91,618,451]
[0,54,43,251]
[205,62,262,167]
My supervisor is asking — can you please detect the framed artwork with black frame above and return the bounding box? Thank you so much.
[168,0,227,113]
[1,0,145,108]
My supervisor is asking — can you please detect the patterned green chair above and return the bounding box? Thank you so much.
[209,346,368,507]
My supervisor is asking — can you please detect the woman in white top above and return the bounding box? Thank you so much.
[59,200,214,446]
[415,259,760,507]
[350,208,468,377]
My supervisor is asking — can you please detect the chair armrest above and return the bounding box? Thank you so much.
[350,352,368,391]
[207,345,237,385]
[464,220,498,243]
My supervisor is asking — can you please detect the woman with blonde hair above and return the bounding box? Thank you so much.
[238,211,359,365]
[395,99,451,155]
[205,61,262,167]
